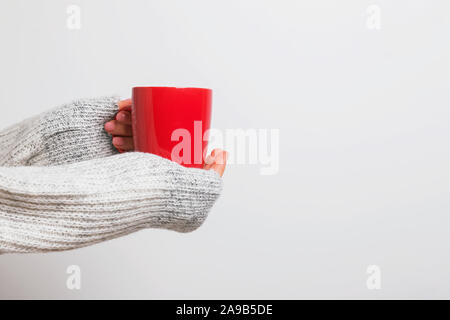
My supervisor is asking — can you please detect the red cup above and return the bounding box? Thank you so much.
[132,87,212,168]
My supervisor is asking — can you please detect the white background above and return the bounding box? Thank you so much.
[1,0,450,299]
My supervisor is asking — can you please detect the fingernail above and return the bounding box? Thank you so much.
[113,137,123,146]
[117,113,126,121]
[105,122,114,132]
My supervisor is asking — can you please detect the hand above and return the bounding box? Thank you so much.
[104,99,134,151]
[105,99,228,177]
[204,148,228,177]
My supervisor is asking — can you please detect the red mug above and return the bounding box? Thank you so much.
[131,87,212,168]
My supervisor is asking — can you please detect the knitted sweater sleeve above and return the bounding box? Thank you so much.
[0,96,120,167]
[0,152,222,254]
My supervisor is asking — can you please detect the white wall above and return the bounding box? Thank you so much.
[1,0,450,299]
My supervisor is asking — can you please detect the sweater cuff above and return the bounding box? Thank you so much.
[162,167,223,233]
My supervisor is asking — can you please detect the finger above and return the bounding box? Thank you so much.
[118,99,132,110]
[203,154,216,170]
[211,163,226,177]
[203,148,223,170]
[112,137,134,151]
[104,120,133,136]
[212,149,226,165]
[203,150,227,177]
[115,110,132,125]
[211,151,228,177]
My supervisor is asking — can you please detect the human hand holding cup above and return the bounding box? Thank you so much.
[105,87,227,176]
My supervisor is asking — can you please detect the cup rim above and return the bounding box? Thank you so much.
[132,86,212,91]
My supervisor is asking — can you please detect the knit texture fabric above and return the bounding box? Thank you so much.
[0,153,222,254]
[0,96,120,167]
[0,96,223,254]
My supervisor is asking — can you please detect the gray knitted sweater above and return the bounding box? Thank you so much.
[0,97,222,254]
